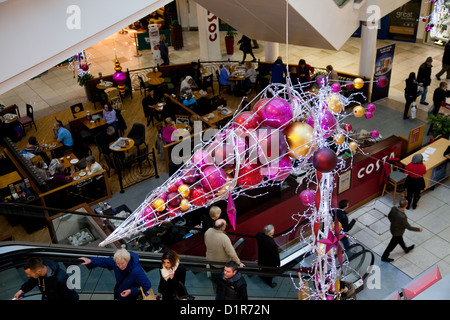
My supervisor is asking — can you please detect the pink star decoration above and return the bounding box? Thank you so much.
[318,230,344,254]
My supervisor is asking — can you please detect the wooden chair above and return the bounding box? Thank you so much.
[70,103,84,118]
[105,87,123,110]
[215,70,231,95]
[175,115,190,125]
[138,75,151,96]
[381,163,407,205]
[202,74,214,95]
[17,104,37,133]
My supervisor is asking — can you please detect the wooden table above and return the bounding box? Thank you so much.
[0,171,22,189]
[96,81,114,90]
[73,109,102,119]
[83,117,107,130]
[72,168,88,181]
[146,71,165,86]
[58,153,79,171]
[401,138,450,190]
[172,123,192,136]
[202,107,235,125]
[1,113,18,124]
[41,138,64,158]
[155,102,165,112]
[109,137,135,152]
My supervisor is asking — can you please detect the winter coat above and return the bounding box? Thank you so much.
[256,232,280,267]
[404,78,418,97]
[204,228,241,268]
[297,64,315,83]
[20,259,79,300]
[157,264,186,300]
[388,206,420,236]
[90,252,151,300]
[442,42,450,65]
[332,209,356,233]
[417,62,432,87]
[238,35,252,54]
[216,271,248,300]
[270,59,286,84]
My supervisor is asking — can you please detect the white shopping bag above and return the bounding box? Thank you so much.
[411,102,417,119]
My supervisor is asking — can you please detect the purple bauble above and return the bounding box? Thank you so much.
[201,165,227,193]
[316,75,327,86]
[167,192,181,207]
[320,111,337,138]
[377,76,388,88]
[257,127,288,163]
[113,71,127,85]
[260,98,293,129]
[192,150,213,168]
[366,103,376,112]
[371,129,380,138]
[306,115,315,127]
[312,147,338,173]
[299,189,315,206]
[331,83,341,93]
[183,168,200,184]
[345,81,354,90]
[365,111,374,119]
[266,155,292,181]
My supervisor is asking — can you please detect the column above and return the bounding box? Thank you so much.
[196,4,222,61]
[264,41,279,63]
[359,21,378,99]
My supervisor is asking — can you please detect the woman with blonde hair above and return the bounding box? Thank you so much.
[156,249,186,300]
[79,248,151,300]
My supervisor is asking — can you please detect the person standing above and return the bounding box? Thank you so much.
[404,153,427,210]
[256,224,280,288]
[156,249,186,300]
[215,260,248,300]
[332,199,356,250]
[79,248,152,300]
[326,65,339,84]
[381,199,423,262]
[297,59,315,86]
[270,56,286,84]
[403,72,418,119]
[14,257,79,300]
[435,41,450,80]
[237,35,257,63]
[432,81,450,116]
[417,57,433,106]
[159,34,169,65]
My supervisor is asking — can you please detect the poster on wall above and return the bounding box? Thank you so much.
[148,24,162,64]
[387,0,421,42]
[371,43,395,102]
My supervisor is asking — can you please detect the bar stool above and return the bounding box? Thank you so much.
[381,166,407,205]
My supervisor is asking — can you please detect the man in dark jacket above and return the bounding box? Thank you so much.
[256,224,280,287]
[417,57,433,105]
[215,260,248,300]
[14,257,79,300]
[381,199,423,262]
[331,200,356,250]
[432,81,450,116]
[436,41,450,80]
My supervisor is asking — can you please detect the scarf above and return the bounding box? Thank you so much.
[160,261,179,281]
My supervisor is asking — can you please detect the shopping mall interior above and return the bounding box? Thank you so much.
[0,0,449,303]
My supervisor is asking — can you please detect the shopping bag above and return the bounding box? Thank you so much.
[140,287,156,300]
[411,102,417,119]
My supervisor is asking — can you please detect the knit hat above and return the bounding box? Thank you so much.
[411,153,423,164]
[426,57,433,62]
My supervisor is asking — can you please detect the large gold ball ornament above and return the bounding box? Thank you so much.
[333,134,345,145]
[178,184,190,198]
[352,106,365,117]
[353,78,364,89]
[283,122,316,159]
[152,198,166,212]
[349,141,358,151]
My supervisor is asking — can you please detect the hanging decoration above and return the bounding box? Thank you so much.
[67,50,94,78]
[113,58,127,96]
[419,0,446,35]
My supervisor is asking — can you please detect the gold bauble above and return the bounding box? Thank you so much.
[327,94,343,113]
[178,184,190,198]
[352,106,365,118]
[152,198,166,212]
[333,134,345,145]
[179,198,190,211]
[349,141,358,151]
[283,122,316,159]
[353,78,364,89]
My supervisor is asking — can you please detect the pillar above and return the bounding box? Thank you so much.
[264,41,279,63]
[359,21,378,100]
[196,4,222,61]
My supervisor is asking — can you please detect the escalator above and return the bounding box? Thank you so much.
[0,202,375,300]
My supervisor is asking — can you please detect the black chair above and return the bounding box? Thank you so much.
[17,104,37,133]
[115,109,127,137]
[127,123,147,152]
[138,75,151,96]
[70,103,84,118]
[202,74,214,95]
[215,70,231,95]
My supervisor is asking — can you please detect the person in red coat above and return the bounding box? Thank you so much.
[404,153,427,209]
[296,59,314,86]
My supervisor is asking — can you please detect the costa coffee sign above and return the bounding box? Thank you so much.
[207,11,218,42]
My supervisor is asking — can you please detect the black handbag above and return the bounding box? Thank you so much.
[175,281,195,300]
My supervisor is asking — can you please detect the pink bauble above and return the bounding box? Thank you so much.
[192,150,213,168]
[233,111,262,134]
[201,165,227,193]
[316,74,327,86]
[319,111,337,138]
[299,189,315,206]
[306,115,315,127]
[377,76,388,88]
[345,81,354,90]
[364,111,374,119]
[213,143,236,169]
[175,178,185,187]
[331,83,341,93]
[266,155,292,181]
[312,147,338,173]
[260,98,293,129]
[366,103,376,112]
[371,129,380,138]
[113,71,127,85]
[257,127,288,163]
[252,98,271,118]
[159,192,168,201]
[237,163,263,189]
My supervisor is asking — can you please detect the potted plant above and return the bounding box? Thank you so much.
[170,19,183,50]
[77,72,94,101]
[427,114,450,139]
[225,26,237,55]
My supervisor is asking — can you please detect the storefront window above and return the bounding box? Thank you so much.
[426,0,450,46]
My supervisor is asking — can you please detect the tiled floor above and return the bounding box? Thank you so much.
[1,28,450,298]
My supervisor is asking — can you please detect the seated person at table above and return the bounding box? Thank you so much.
[53,122,73,154]
[86,155,103,175]
[162,117,176,144]
[244,62,257,94]
[102,103,118,130]
[142,88,160,126]
[219,63,236,93]
[34,159,50,182]
[24,136,51,164]
[195,90,212,115]
[188,62,203,89]
[96,126,118,157]
[51,163,73,189]
[180,76,197,96]
[182,91,198,110]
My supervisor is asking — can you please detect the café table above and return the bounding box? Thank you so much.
[96,81,114,90]
[109,137,135,152]
[72,168,88,182]
[146,71,165,86]
[0,171,22,190]
[58,153,79,171]
[172,123,191,136]
[83,117,107,130]
[41,138,64,158]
